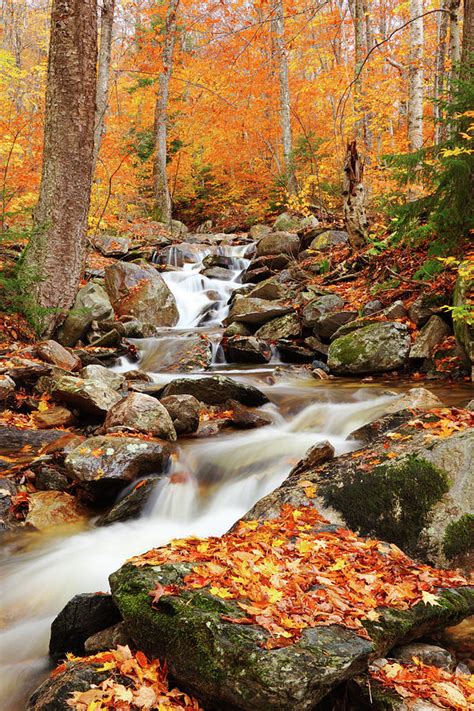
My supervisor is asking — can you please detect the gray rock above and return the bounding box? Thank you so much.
[84,621,131,654]
[315,311,358,340]
[227,400,272,429]
[104,392,177,441]
[247,278,287,301]
[202,266,234,280]
[35,466,70,492]
[249,224,272,239]
[97,476,160,526]
[160,375,269,407]
[328,322,411,374]
[59,283,114,347]
[104,261,179,327]
[277,340,315,362]
[255,312,301,340]
[50,374,122,416]
[273,211,319,232]
[256,231,300,257]
[385,387,444,413]
[384,300,407,319]
[304,336,329,357]
[227,297,292,326]
[362,299,383,316]
[0,374,15,401]
[160,394,201,435]
[224,336,272,364]
[409,315,451,359]
[92,234,130,256]
[308,230,348,251]
[302,294,345,328]
[37,340,81,372]
[408,294,447,326]
[391,642,454,670]
[195,219,213,233]
[80,364,125,391]
[223,321,252,337]
[28,663,118,710]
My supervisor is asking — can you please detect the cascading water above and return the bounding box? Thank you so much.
[0,237,404,710]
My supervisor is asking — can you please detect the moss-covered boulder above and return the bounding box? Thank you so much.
[273,211,318,233]
[453,259,474,379]
[328,322,411,375]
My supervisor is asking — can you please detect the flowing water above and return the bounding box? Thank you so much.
[0,240,471,709]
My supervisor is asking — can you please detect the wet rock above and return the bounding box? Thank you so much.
[92,234,129,256]
[24,491,86,530]
[202,266,234,280]
[256,231,300,257]
[409,315,451,359]
[0,426,82,471]
[84,621,131,654]
[362,299,383,316]
[104,393,177,441]
[302,294,345,328]
[202,253,235,269]
[34,466,70,492]
[223,335,272,364]
[391,642,454,670]
[3,357,51,385]
[65,436,171,501]
[37,340,81,372]
[160,375,269,407]
[328,322,411,374]
[32,405,76,429]
[160,394,201,435]
[80,364,125,391]
[226,399,272,429]
[97,477,160,526]
[315,311,358,340]
[311,360,330,374]
[273,211,318,233]
[277,339,315,362]
[59,283,114,348]
[138,335,213,373]
[384,300,407,319]
[0,478,17,529]
[453,259,474,378]
[223,321,252,337]
[385,387,444,413]
[304,336,329,358]
[50,374,122,417]
[247,278,287,301]
[104,261,179,327]
[227,297,292,326]
[241,264,274,284]
[27,662,118,710]
[49,592,122,658]
[255,312,300,340]
[0,374,15,401]
[308,229,348,251]
[249,224,271,239]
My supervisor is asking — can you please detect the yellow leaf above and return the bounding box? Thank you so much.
[421,590,441,606]
[266,587,283,603]
[209,586,234,599]
[296,539,313,555]
[366,609,381,621]
[329,558,347,572]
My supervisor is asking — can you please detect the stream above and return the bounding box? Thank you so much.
[0,239,471,710]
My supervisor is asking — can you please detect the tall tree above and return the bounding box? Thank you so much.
[461,0,473,69]
[20,0,98,336]
[343,140,368,249]
[92,0,116,174]
[273,0,297,195]
[407,0,424,152]
[433,1,449,144]
[448,0,462,80]
[154,0,180,225]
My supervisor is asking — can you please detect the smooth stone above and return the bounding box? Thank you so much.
[160,394,201,435]
[104,393,177,441]
[160,375,269,407]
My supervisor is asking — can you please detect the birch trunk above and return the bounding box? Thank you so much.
[21,0,98,337]
[343,140,369,249]
[92,0,115,175]
[434,3,449,144]
[461,0,473,70]
[448,0,462,80]
[273,0,297,195]
[349,0,365,142]
[154,0,180,225]
[408,0,424,152]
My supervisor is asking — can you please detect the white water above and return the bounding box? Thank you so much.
[0,238,400,710]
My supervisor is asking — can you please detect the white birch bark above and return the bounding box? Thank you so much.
[92,0,115,175]
[408,0,424,152]
[434,2,449,143]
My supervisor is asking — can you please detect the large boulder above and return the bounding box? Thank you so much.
[409,315,451,360]
[50,374,122,416]
[453,259,474,378]
[328,322,411,374]
[59,283,114,347]
[92,234,130,257]
[273,211,319,232]
[309,230,349,251]
[249,224,272,240]
[160,394,201,435]
[315,311,358,340]
[105,393,177,441]
[37,340,81,372]
[24,491,86,530]
[223,336,272,364]
[227,297,292,326]
[160,375,269,407]
[137,335,212,373]
[247,278,287,301]
[80,364,125,391]
[0,374,15,401]
[255,312,301,340]
[28,662,118,710]
[65,435,171,500]
[302,294,345,328]
[256,231,300,257]
[104,261,179,327]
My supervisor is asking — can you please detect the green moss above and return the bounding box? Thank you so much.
[321,455,449,553]
[443,514,474,559]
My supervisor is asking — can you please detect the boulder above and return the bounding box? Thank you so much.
[84,621,131,654]
[304,336,329,357]
[28,662,118,710]
[249,224,272,239]
[248,253,291,271]
[0,374,15,401]
[137,335,213,373]
[196,219,213,233]
[92,234,130,257]
[453,259,474,377]
[391,642,454,670]
[247,278,287,301]
[362,299,383,316]
[50,374,122,416]
[59,283,114,347]
[256,231,300,257]
[273,211,318,232]
[227,297,292,326]
[32,405,76,429]
[409,315,450,359]
[37,340,81,372]
[408,294,447,327]
[385,387,444,413]
[277,340,315,362]
[241,264,274,284]
[160,375,269,407]
[224,336,272,364]
[104,261,179,327]
[255,312,300,340]
[330,316,380,342]
[80,364,125,391]
[202,266,234,280]
[160,394,201,435]
[65,435,171,501]
[202,254,235,269]
[97,477,160,526]
[328,322,411,374]
[384,300,407,319]
[104,393,177,441]
[302,294,345,328]
[315,311,358,340]
[227,400,272,429]
[34,466,70,492]
[24,491,86,530]
[49,592,121,657]
[223,322,253,338]
[308,230,348,251]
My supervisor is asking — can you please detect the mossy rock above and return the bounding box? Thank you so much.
[328,322,411,375]
[443,514,474,560]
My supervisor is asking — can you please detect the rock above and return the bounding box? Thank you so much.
[202,254,235,269]
[227,400,272,429]
[312,360,330,374]
[256,231,300,257]
[34,466,70,492]
[453,259,474,377]
[32,405,76,429]
[255,312,300,340]
[273,211,318,232]
[391,642,454,670]
[160,375,269,407]
[104,393,177,441]
[137,335,213,373]
[65,436,171,501]
[27,662,118,710]
[308,229,348,251]
[249,253,292,271]
[384,300,407,319]
[385,387,444,413]
[160,394,201,435]
[84,621,130,654]
[37,340,81,372]
[467,399,474,411]
[223,322,252,337]
[80,364,125,391]
[49,592,121,657]
[247,278,287,301]
[223,336,272,364]
[330,316,380,342]
[362,299,383,316]
[0,478,17,530]
[92,234,130,256]
[171,219,188,236]
[241,264,273,284]
[302,294,345,328]
[304,336,329,358]
[196,219,213,233]
[227,297,292,326]
[50,374,122,416]
[328,322,411,374]
[249,224,272,239]
[409,315,451,359]
[104,261,179,327]
[97,477,160,526]
[315,311,358,340]
[408,294,447,327]
[59,283,114,348]
[24,491,86,530]
[202,266,234,280]
[4,357,51,385]
[277,340,315,362]
[0,374,15,401]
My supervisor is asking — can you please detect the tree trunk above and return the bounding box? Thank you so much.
[154,0,180,225]
[461,0,474,70]
[407,0,424,152]
[20,0,98,337]
[92,0,115,175]
[448,0,462,79]
[434,3,449,144]
[343,140,369,250]
[273,0,297,195]
[349,0,365,142]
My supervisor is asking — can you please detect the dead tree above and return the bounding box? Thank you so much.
[343,140,369,249]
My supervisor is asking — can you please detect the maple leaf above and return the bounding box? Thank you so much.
[421,590,441,606]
